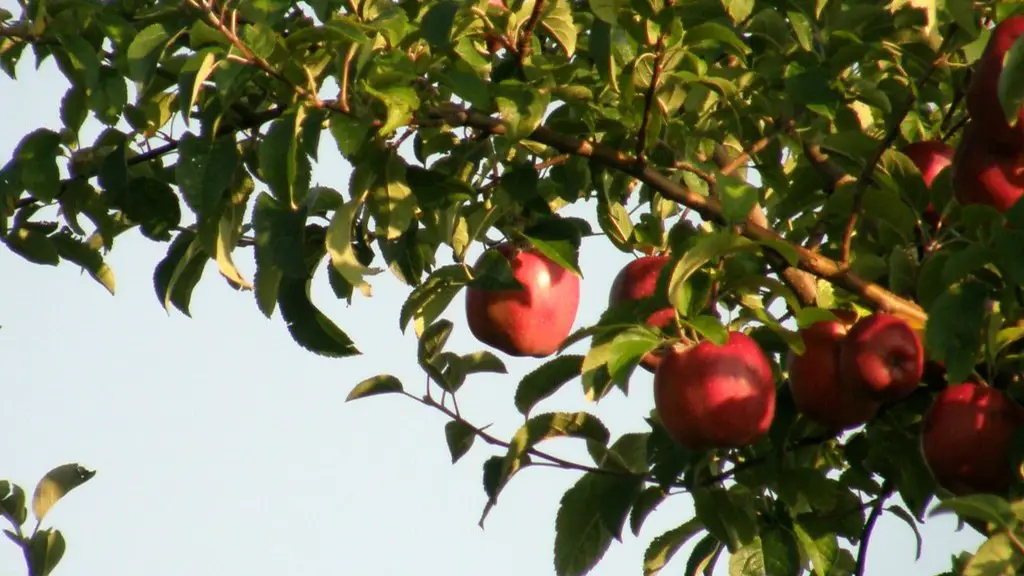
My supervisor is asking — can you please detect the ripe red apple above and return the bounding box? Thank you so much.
[952,122,1024,213]
[966,15,1024,151]
[921,382,1024,495]
[788,319,880,432]
[902,140,954,227]
[839,313,924,403]
[608,255,674,373]
[465,243,580,358]
[654,331,776,450]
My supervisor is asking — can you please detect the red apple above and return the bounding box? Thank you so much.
[921,382,1024,495]
[952,122,1024,213]
[788,319,880,432]
[966,15,1024,151]
[902,140,955,227]
[608,255,675,373]
[654,331,776,450]
[465,244,580,358]
[839,313,924,403]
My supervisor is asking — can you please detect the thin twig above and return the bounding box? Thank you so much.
[855,481,894,576]
[840,26,957,266]
[636,41,666,164]
[338,43,358,114]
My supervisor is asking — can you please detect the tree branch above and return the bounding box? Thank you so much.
[636,41,666,163]
[438,106,918,319]
[431,104,927,324]
[855,481,894,576]
[515,0,546,65]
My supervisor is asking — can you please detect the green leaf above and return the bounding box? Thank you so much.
[260,110,312,210]
[589,0,625,23]
[722,0,754,25]
[554,472,634,576]
[962,531,1024,576]
[421,1,459,49]
[364,84,420,137]
[347,374,403,401]
[176,133,238,216]
[515,355,584,415]
[932,494,1016,530]
[731,529,801,576]
[999,36,1024,127]
[444,420,476,463]
[887,505,923,561]
[539,0,577,57]
[27,529,65,576]
[253,193,308,278]
[278,275,360,358]
[924,281,987,384]
[684,533,723,574]
[418,319,454,367]
[50,232,116,295]
[793,520,839,576]
[692,486,758,552]
[329,114,373,160]
[0,482,27,526]
[326,195,383,298]
[5,229,59,266]
[668,231,755,312]
[460,351,507,375]
[355,149,417,241]
[31,464,95,524]
[493,80,551,141]
[12,129,62,202]
[684,22,751,57]
[717,174,759,224]
[153,231,208,316]
[127,23,172,84]
[399,265,470,334]
[629,487,666,537]
[114,177,182,241]
[178,48,219,120]
[685,315,727,346]
[606,327,661,383]
[523,222,583,277]
[643,518,704,575]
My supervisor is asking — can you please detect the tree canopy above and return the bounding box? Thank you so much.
[4,0,1024,574]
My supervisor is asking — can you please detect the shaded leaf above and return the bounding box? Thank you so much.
[643,518,704,575]
[444,420,476,463]
[278,275,360,357]
[515,355,584,415]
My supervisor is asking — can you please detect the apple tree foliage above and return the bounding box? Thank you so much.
[5,0,1024,574]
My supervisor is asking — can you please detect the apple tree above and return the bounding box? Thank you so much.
[4,0,1024,574]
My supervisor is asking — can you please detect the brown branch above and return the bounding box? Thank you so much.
[855,481,894,576]
[338,43,358,114]
[430,104,928,325]
[515,0,546,65]
[636,42,666,164]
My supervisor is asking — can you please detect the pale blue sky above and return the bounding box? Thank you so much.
[0,6,984,574]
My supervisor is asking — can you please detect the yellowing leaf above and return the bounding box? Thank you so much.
[889,0,936,36]
[32,464,95,523]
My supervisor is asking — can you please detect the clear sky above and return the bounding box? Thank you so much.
[0,6,985,574]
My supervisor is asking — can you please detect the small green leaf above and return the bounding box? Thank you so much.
[364,84,420,137]
[717,173,760,224]
[153,231,207,316]
[355,150,417,241]
[684,22,751,57]
[114,177,182,241]
[421,1,459,48]
[999,36,1024,127]
[12,129,62,202]
[347,374,404,401]
[539,0,577,57]
[126,23,172,84]
[668,231,755,312]
[684,533,723,574]
[278,275,360,358]
[418,319,454,366]
[176,133,238,216]
[793,521,838,576]
[924,281,987,384]
[722,0,754,25]
[32,464,95,524]
[27,529,65,576]
[553,472,624,576]
[459,351,508,375]
[962,531,1024,576]
[643,518,704,575]
[444,420,476,463]
[493,80,551,141]
[932,494,1016,530]
[0,482,27,526]
[260,110,312,210]
[684,315,727,346]
[692,486,758,552]
[515,355,584,415]
[399,265,470,333]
